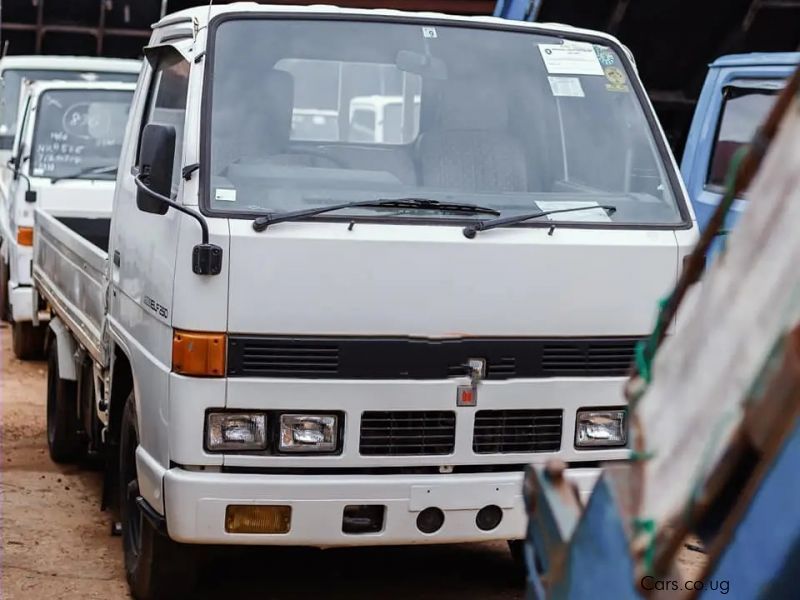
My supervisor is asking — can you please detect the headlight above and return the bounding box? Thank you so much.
[279,414,338,453]
[206,412,267,451]
[575,409,627,448]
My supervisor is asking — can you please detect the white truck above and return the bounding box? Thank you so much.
[33,5,697,599]
[0,55,140,163]
[1,80,135,358]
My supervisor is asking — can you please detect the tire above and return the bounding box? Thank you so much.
[0,259,9,322]
[12,319,46,360]
[46,342,81,463]
[119,393,196,600]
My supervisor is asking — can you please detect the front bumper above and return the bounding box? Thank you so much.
[162,467,599,546]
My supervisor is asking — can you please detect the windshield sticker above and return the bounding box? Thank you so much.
[538,42,604,76]
[32,167,45,176]
[548,76,585,98]
[604,66,630,93]
[594,46,617,66]
[534,201,612,222]
[422,26,438,39]
[215,188,237,202]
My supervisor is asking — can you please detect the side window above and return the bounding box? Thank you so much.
[140,51,190,193]
[348,109,376,142]
[706,85,780,192]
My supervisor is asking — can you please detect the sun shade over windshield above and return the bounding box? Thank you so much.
[202,18,685,227]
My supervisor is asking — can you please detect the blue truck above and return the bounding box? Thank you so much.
[681,52,800,235]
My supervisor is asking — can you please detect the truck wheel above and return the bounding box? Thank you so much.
[119,393,196,600]
[12,320,46,360]
[0,259,9,322]
[46,342,81,463]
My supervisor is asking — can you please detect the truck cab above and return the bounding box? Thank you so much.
[681,53,800,246]
[33,6,697,598]
[0,55,140,162]
[2,80,135,357]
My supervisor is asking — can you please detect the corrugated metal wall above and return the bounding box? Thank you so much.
[0,0,495,58]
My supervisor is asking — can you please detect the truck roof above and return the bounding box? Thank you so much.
[0,55,141,74]
[155,2,622,46]
[709,52,800,69]
[23,80,137,96]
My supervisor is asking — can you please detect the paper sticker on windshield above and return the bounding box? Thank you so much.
[422,26,438,39]
[534,201,612,222]
[538,42,603,76]
[33,167,45,176]
[215,188,237,202]
[548,76,585,98]
[604,66,629,92]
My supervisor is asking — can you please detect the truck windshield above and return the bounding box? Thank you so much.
[707,81,782,191]
[0,69,138,142]
[31,89,133,181]
[206,19,683,226]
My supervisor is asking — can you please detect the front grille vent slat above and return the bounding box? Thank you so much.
[360,411,455,456]
[541,341,637,376]
[473,409,562,454]
[230,340,340,377]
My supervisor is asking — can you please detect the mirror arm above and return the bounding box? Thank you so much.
[134,174,209,244]
[133,174,222,276]
[3,160,32,191]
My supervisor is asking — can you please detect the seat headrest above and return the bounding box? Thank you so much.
[435,81,509,131]
[255,69,295,151]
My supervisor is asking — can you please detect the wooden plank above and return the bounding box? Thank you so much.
[631,92,800,569]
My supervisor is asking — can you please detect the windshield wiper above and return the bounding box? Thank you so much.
[51,164,117,183]
[252,197,500,231]
[463,205,617,238]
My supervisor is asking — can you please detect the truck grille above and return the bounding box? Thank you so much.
[227,336,640,379]
[360,411,456,456]
[473,409,563,454]
[541,340,637,376]
[227,338,339,377]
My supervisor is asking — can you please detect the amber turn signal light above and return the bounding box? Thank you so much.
[17,226,33,247]
[172,330,226,376]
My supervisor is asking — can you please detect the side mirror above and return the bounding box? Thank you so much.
[136,123,175,215]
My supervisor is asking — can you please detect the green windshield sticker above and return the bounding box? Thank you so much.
[594,46,617,66]
[604,66,629,93]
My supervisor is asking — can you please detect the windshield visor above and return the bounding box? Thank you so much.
[31,89,133,181]
[205,18,684,227]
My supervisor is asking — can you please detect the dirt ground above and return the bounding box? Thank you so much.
[0,324,705,599]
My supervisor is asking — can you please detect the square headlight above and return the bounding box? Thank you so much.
[279,414,338,453]
[575,409,627,448]
[207,412,267,452]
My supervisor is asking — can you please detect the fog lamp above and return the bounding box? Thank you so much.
[575,409,627,448]
[206,412,267,451]
[225,505,291,534]
[279,414,338,452]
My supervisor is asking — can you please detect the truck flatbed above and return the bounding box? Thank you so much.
[33,209,109,364]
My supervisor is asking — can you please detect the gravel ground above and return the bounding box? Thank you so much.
[0,323,705,599]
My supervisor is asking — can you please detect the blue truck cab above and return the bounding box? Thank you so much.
[681,53,800,238]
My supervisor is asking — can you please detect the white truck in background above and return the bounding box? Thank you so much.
[1,80,135,358]
[0,55,140,163]
[33,5,697,599]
